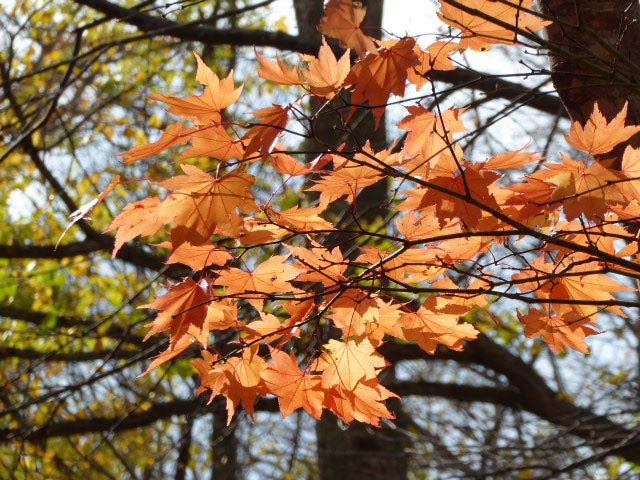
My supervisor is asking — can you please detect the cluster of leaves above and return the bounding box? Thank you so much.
[100,0,640,425]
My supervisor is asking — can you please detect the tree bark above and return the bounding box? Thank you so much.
[541,0,640,164]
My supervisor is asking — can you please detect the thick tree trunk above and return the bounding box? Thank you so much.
[541,0,640,164]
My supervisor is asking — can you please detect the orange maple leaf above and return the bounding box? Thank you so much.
[121,122,195,164]
[307,155,383,204]
[300,38,350,99]
[565,102,640,155]
[345,37,419,127]
[318,0,376,56]
[438,0,550,51]
[543,155,624,220]
[483,147,544,170]
[324,378,397,426]
[287,243,347,287]
[320,339,387,391]
[179,125,244,161]
[214,255,302,309]
[261,348,324,419]
[159,164,256,242]
[513,257,629,319]
[165,241,233,271]
[141,278,210,344]
[269,151,311,176]
[263,203,334,232]
[518,308,599,354]
[243,104,291,158]
[408,41,459,89]
[400,298,479,354]
[256,50,302,86]
[105,196,163,257]
[150,52,242,124]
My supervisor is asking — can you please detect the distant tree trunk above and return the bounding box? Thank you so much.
[175,415,194,480]
[541,0,640,164]
[210,410,239,480]
[294,2,410,479]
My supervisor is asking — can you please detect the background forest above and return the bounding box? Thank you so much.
[2,1,640,479]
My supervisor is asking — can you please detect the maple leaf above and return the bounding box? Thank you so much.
[141,278,210,344]
[483,147,544,170]
[105,196,163,257]
[244,300,313,342]
[328,290,380,338]
[518,308,599,354]
[398,105,466,175]
[263,203,334,232]
[226,345,267,388]
[513,256,629,319]
[243,104,291,158]
[288,243,347,287]
[204,299,238,332]
[195,347,266,423]
[438,0,550,51]
[300,37,350,99]
[619,146,640,201]
[544,155,624,220]
[150,52,242,125]
[356,246,446,284]
[179,125,244,161]
[269,151,311,176]
[165,241,233,271]
[261,348,324,419]
[408,41,459,89]
[239,217,289,245]
[396,208,461,242]
[318,0,376,56]
[307,155,383,204]
[159,164,256,241]
[324,378,397,426]
[320,339,387,391]
[121,122,194,164]
[214,255,302,309]
[565,102,640,155]
[140,335,194,376]
[345,37,419,127]
[256,50,301,85]
[400,298,479,354]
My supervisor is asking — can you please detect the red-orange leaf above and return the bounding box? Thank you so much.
[566,102,640,155]
[438,0,550,51]
[401,298,479,354]
[345,37,419,127]
[214,255,302,309]
[261,348,324,419]
[318,0,376,56]
[166,241,233,271]
[243,104,291,158]
[300,37,350,99]
[256,50,301,86]
[141,278,210,344]
[159,164,256,241]
[105,197,163,257]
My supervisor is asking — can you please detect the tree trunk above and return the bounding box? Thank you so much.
[541,0,640,164]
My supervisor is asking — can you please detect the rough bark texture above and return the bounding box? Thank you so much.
[541,0,640,164]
